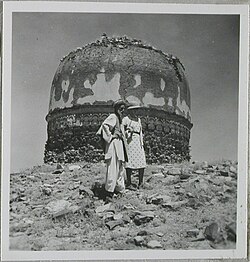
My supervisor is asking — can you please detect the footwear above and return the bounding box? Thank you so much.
[137,183,144,189]
[114,192,124,199]
[105,191,114,203]
[105,196,113,203]
[126,185,137,191]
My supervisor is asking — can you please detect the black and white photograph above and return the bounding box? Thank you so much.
[1,1,248,261]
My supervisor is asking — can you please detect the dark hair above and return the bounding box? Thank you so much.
[113,100,126,113]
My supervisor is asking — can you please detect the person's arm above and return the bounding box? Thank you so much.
[122,116,132,138]
[139,118,144,147]
[102,114,116,143]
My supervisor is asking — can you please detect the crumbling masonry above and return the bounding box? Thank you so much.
[44,34,193,164]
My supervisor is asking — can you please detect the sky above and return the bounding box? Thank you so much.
[11,11,240,172]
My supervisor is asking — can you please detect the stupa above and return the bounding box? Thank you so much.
[44,34,192,164]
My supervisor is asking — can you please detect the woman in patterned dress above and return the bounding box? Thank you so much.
[122,105,146,189]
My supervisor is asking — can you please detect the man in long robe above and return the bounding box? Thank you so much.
[97,100,128,197]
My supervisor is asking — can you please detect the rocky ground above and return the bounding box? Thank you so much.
[9,160,237,251]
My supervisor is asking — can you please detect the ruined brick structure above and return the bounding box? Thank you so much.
[44,34,193,164]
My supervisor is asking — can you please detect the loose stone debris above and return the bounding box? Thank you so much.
[147,240,162,249]
[9,160,237,250]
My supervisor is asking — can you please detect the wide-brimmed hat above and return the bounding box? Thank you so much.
[127,105,142,110]
[127,102,143,110]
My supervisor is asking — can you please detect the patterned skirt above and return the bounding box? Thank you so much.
[125,133,146,169]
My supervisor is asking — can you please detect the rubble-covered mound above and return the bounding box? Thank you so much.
[9,160,237,251]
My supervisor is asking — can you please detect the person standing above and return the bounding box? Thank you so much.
[96,99,128,200]
[122,105,146,189]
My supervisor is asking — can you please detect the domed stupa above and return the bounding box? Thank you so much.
[44,34,192,164]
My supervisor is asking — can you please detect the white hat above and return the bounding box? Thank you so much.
[127,105,142,110]
[127,102,143,110]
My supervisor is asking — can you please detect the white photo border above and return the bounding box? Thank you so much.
[1,1,249,261]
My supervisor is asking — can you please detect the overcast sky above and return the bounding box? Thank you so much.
[11,12,239,172]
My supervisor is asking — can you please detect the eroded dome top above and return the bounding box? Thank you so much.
[49,34,191,121]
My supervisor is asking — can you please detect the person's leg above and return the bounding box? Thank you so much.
[105,154,118,193]
[115,161,126,193]
[126,168,132,187]
[138,168,144,188]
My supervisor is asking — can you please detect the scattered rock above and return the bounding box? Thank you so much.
[146,194,171,205]
[133,211,154,225]
[163,175,180,185]
[229,166,237,174]
[142,182,153,190]
[155,232,164,237]
[106,219,124,230]
[11,232,26,237]
[10,193,20,203]
[152,218,162,227]
[69,165,81,171]
[180,172,191,180]
[22,218,34,225]
[134,236,144,246]
[41,238,64,250]
[147,240,162,249]
[95,203,115,214]
[220,170,229,177]
[122,214,131,224]
[196,179,209,192]
[32,239,46,251]
[27,175,36,182]
[226,222,236,242]
[10,236,32,250]
[137,230,148,236]
[152,172,165,178]
[167,168,181,175]
[10,221,29,232]
[195,170,206,175]
[186,228,200,238]
[41,187,52,196]
[44,183,53,188]
[190,231,206,241]
[79,185,94,197]
[31,204,44,210]
[204,222,221,242]
[187,198,201,209]
[46,200,72,218]
[223,185,233,193]
[206,167,215,173]
[123,203,135,210]
[10,204,18,212]
[19,187,25,193]
[216,165,225,170]
[113,213,123,220]
[101,212,114,220]
[202,161,208,168]
[69,205,79,213]
[162,200,188,210]
[52,169,63,174]
[57,163,64,170]
[9,160,237,250]
[223,160,232,166]
[224,176,233,185]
